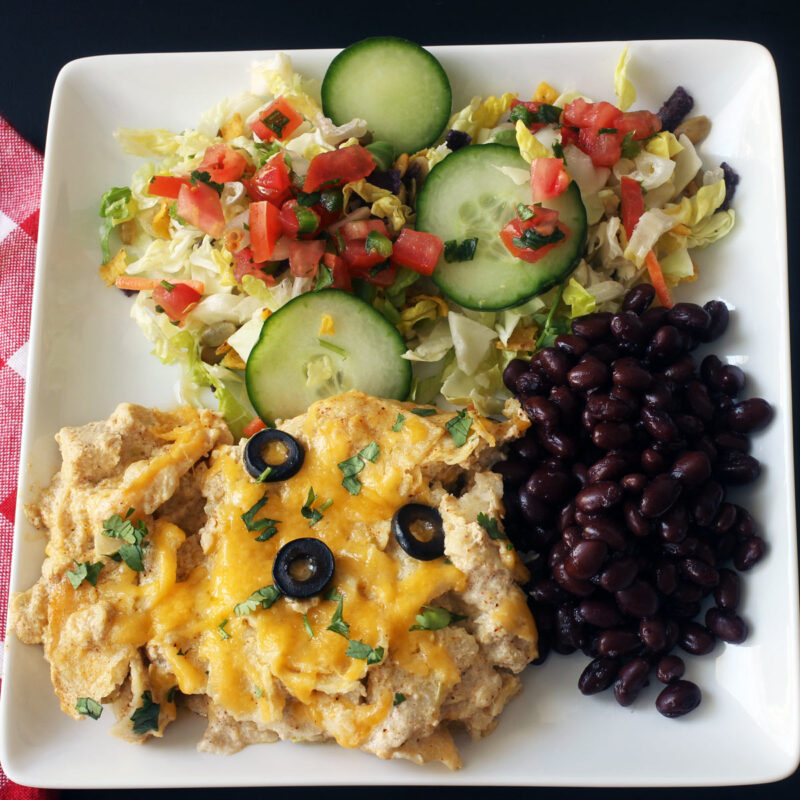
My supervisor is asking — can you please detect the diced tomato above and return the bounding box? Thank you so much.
[499,207,569,264]
[249,97,304,142]
[198,144,247,183]
[563,99,620,131]
[242,154,291,205]
[390,229,443,276]
[243,417,268,438]
[152,281,203,323]
[323,252,351,291]
[288,239,326,278]
[620,176,645,240]
[342,238,387,270]
[530,158,571,203]
[509,99,550,133]
[350,261,398,288]
[249,200,281,262]
[340,218,390,242]
[578,128,623,168]
[233,247,275,286]
[148,175,192,199]
[617,110,662,140]
[115,276,205,294]
[177,182,225,239]
[303,145,375,193]
[278,198,321,240]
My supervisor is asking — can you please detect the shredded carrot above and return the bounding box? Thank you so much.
[644,251,673,308]
[115,276,205,294]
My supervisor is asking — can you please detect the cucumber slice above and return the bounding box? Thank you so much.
[322,37,451,156]
[245,290,411,422]
[417,144,588,310]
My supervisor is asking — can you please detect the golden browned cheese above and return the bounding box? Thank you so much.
[11,391,537,769]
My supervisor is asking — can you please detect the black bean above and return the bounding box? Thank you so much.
[549,385,580,424]
[596,629,641,657]
[572,312,613,341]
[702,300,729,341]
[715,450,761,485]
[667,303,711,336]
[614,657,650,706]
[646,325,684,364]
[503,358,529,392]
[555,334,590,358]
[671,451,712,487]
[589,453,631,483]
[621,284,656,315]
[517,372,549,396]
[680,557,719,588]
[555,604,587,650]
[578,598,624,628]
[705,607,748,644]
[576,482,623,514]
[611,313,648,349]
[641,448,666,476]
[714,431,750,454]
[656,655,685,684]
[616,580,659,618]
[558,502,576,532]
[537,427,577,459]
[518,489,551,525]
[690,481,724,527]
[492,459,530,486]
[659,503,688,543]
[538,347,571,385]
[714,569,740,610]
[640,306,671,335]
[679,621,715,655]
[579,656,620,695]
[674,413,705,438]
[713,503,738,534]
[672,581,703,604]
[639,618,667,652]
[612,357,652,392]
[727,398,773,433]
[529,578,569,605]
[593,422,634,450]
[526,468,574,505]
[562,526,583,549]
[655,560,678,595]
[700,353,722,386]
[640,475,682,518]
[523,395,560,428]
[643,381,674,411]
[510,431,540,463]
[621,472,648,493]
[565,540,608,580]
[735,505,757,538]
[623,501,651,538]
[599,557,638,592]
[718,364,746,396]
[552,561,596,597]
[734,536,766,571]
[582,518,627,551]
[686,380,714,421]
[568,355,610,392]
[572,462,590,489]
[656,680,702,717]
[641,407,679,442]
[587,392,633,422]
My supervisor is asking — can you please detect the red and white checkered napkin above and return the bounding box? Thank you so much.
[0,116,59,798]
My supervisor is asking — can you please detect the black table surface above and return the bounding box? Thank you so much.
[2,0,798,797]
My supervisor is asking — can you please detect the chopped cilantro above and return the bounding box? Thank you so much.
[166,685,178,703]
[296,191,321,207]
[326,589,350,638]
[477,512,506,540]
[190,169,223,195]
[319,498,334,512]
[314,265,334,291]
[409,606,468,631]
[393,692,406,706]
[510,105,533,126]
[411,407,437,417]
[443,237,478,263]
[234,585,282,616]
[159,279,175,291]
[359,442,380,463]
[552,140,565,160]
[598,127,619,134]
[318,338,348,357]
[240,495,279,541]
[512,226,565,252]
[176,648,188,656]
[365,230,393,258]
[76,697,102,719]
[392,413,405,432]
[346,640,384,664]
[254,686,264,699]
[516,203,536,221]
[66,560,104,589]
[131,691,160,735]
[303,613,314,639]
[254,141,281,167]
[301,487,327,526]
[320,189,343,213]
[337,442,379,495]
[262,109,290,137]
[102,509,148,572]
[445,409,472,447]
[218,618,231,640]
[510,103,562,126]
[621,131,642,159]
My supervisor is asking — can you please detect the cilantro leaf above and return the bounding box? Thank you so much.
[326,590,350,638]
[240,495,280,541]
[314,265,334,291]
[102,511,148,572]
[512,227,565,252]
[443,238,478,263]
[477,512,506,540]
[552,141,565,160]
[392,413,405,432]
[510,104,533,126]
[358,441,380,463]
[411,408,437,417]
[303,613,314,639]
[262,109,290,137]
[409,606,468,631]
[320,189,343,213]
[254,686,264,699]
[76,697,102,719]
[445,409,472,447]
[190,169,224,195]
[296,191,321,207]
[598,127,619,134]
[234,585,282,616]
[393,692,406,706]
[516,203,536,221]
[341,476,362,495]
[345,640,384,664]
[166,685,178,703]
[130,691,160,735]
[621,131,642,159]
[66,560,104,589]
[301,487,326,526]
[115,543,145,572]
[218,618,231,640]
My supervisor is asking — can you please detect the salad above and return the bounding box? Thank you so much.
[97,38,737,437]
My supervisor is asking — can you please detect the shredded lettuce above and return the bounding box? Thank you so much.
[99,186,135,263]
[402,318,454,363]
[250,53,323,120]
[645,132,683,159]
[664,180,727,226]
[624,208,677,266]
[448,312,497,376]
[659,246,695,286]
[515,120,551,162]
[687,210,736,249]
[563,277,597,317]
[614,47,636,111]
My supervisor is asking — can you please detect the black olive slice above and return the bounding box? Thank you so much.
[272,538,335,598]
[392,503,445,561]
[244,429,304,482]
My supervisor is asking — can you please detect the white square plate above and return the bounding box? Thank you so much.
[1,40,798,788]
